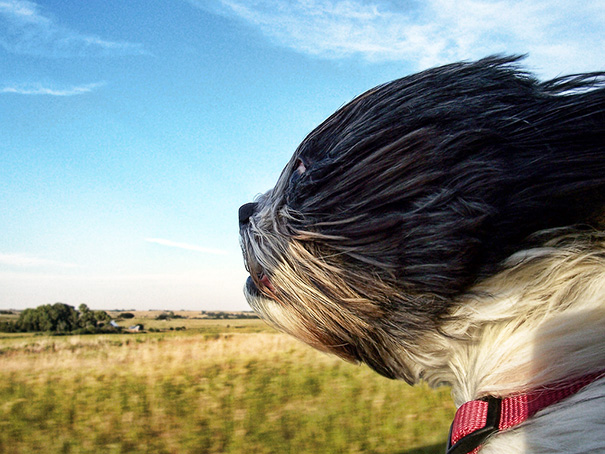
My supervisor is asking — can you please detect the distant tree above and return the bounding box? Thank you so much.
[0,321,17,332]
[93,310,111,324]
[78,304,97,328]
[156,311,181,320]
[0,303,113,334]
[76,304,110,329]
[17,303,79,333]
[119,312,135,319]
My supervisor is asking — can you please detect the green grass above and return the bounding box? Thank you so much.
[0,318,455,453]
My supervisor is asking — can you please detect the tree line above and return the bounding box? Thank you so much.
[0,303,115,334]
[200,311,259,320]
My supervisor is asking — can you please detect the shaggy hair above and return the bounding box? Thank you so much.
[239,56,605,453]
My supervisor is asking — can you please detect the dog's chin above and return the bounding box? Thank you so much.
[244,275,262,299]
[243,275,306,350]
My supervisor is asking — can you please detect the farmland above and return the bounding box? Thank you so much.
[0,312,455,453]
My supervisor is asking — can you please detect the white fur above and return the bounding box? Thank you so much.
[410,237,605,453]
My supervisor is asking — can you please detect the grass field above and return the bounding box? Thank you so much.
[0,312,455,454]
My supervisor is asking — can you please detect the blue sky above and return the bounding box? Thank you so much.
[1,0,603,311]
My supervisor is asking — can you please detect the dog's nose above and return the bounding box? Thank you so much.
[239,202,258,226]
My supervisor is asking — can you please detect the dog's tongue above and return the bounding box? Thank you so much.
[260,274,275,292]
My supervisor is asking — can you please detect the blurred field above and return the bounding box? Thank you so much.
[0,313,455,454]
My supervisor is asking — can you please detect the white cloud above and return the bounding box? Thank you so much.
[194,0,605,77]
[0,0,147,57]
[0,253,77,268]
[0,81,105,96]
[145,238,228,256]
[0,0,37,19]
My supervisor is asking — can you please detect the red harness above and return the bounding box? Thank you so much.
[446,372,605,454]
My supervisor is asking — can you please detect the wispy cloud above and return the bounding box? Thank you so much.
[192,0,605,76]
[0,81,105,96]
[0,0,147,57]
[145,238,228,256]
[0,253,77,268]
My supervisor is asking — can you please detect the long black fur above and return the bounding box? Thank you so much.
[240,56,605,380]
[284,56,605,313]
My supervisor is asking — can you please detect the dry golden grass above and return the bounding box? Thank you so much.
[0,320,455,454]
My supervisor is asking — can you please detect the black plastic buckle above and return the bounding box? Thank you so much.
[446,396,502,454]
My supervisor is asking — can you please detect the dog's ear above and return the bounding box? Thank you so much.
[286,56,605,301]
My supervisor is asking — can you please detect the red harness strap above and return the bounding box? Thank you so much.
[446,372,605,454]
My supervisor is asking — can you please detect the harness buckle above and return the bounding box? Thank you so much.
[446,396,502,454]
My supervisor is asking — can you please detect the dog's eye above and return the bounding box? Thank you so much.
[286,158,308,206]
[295,159,306,175]
[289,159,306,186]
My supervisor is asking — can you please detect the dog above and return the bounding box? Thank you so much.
[239,56,605,454]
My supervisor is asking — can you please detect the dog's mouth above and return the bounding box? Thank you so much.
[240,214,278,299]
[259,273,275,292]
[241,241,276,298]
[245,272,275,299]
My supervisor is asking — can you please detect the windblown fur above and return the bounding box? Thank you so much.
[239,56,605,453]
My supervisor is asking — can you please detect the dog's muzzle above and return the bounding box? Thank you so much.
[239,201,274,298]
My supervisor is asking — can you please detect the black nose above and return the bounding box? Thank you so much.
[239,202,258,226]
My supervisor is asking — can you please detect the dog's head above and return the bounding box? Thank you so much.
[239,56,605,382]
